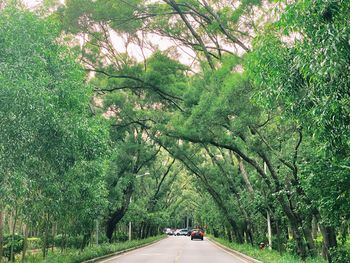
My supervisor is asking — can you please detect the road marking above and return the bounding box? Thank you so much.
[174,244,183,262]
[98,238,167,263]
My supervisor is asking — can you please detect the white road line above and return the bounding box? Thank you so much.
[98,238,166,263]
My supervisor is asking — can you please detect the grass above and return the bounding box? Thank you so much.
[208,235,327,263]
[24,235,166,263]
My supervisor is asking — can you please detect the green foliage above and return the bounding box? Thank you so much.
[63,0,143,34]
[0,8,110,255]
[27,237,42,250]
[3,1,349,263]
[329,247,350,263]
[26,235,165,263]
[113,232,128,242]
[247,0,350,155]
[209,236,327,263]
[3,234,24,260]
[246,1,350,238]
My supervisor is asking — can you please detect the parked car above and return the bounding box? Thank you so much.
[191,229,204,240]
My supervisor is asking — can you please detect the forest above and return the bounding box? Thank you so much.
[0,0,349,262]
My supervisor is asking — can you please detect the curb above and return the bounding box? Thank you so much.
[207,237,263,263]
[82,236,168,263]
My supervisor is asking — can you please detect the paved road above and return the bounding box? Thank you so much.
[99,236,252,263]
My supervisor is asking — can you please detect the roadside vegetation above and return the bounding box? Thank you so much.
[25,235,165,263]
[209,235,327,263]
[0,1,349,263]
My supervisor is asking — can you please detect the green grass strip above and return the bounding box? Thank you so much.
[208,235,327,263]
[25,235,166,263]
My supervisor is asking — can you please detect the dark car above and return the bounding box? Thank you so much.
[191,229,204,240]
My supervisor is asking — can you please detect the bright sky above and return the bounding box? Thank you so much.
[23,0,64,8]
[22,0,196,65]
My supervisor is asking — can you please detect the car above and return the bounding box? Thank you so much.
[191,229,204,240]
[174,229,187,236]
[178,229,188,236]
[164,228,174,235]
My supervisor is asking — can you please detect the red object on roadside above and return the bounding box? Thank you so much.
[259,242,265,250]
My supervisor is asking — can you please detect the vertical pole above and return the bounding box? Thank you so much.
[267,211,272,250]
[96,219,99,245]
[21,224,28,263]
[186,216,189,230]
[128,195,132,241]
[264,162,272,250]
[0,209,3,263]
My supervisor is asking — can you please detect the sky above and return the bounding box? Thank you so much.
[22,0,197,65]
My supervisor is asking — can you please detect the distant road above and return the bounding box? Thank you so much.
[98,236,255,263]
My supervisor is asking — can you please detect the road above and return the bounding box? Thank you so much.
[99,236,254,263]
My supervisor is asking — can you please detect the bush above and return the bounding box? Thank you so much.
[114,232,128,242]
[329,247,350,263]
[97,234,109,244]
[3,234,24,260]
[25,235,165,263]
[285,239,298,255]
[54,234,84,249]
[28,237,42,250]
[208,235,327,263]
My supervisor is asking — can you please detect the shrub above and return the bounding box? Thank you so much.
[54,234,84,249]
[26,235,165,263]
[3,234,24,260]
[114,232,128,242]
[28,237,42,250]
[329,247,350,263]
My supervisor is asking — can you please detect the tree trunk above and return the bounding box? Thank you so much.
[267,211,272,250]
[303,225,317,257]
[42,215,50,259]
[237,157,254,196]
[290,222,307,260]
[0,209,3,263]
[107,184,133,243]
[106,206,128,242]
[10,208,18,262]
[81,232,90,250]
[278,196,307,260]
[312,216,318,240]
[225,227,232,242]
[21,225,28,263]
[275,218,282,253]
[319,224,337,263]
[61,230,67,252]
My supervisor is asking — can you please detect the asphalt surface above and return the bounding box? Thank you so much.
[99,236,253,263]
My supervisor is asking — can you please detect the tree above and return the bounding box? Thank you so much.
[246,0,350,261]
[20,1,349,262]
[0,6,109,260]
